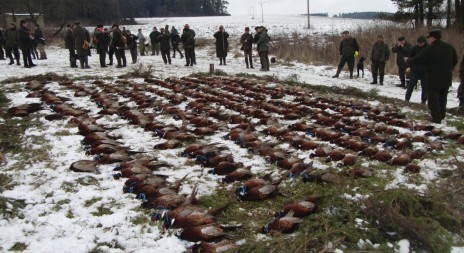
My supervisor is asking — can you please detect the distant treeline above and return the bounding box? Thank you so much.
[0,0,230,26]
[301,13,329,17]
[334,12,394,19]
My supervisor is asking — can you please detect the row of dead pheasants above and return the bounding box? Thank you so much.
[7,76,464,252]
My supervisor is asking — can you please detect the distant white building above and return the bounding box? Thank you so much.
[1,13,45,27]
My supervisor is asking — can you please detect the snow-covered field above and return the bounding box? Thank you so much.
[1,15,463,253]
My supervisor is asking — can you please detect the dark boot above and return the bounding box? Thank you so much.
[219,58,223,65]
[332,68,341,78]
[379,75,384,86]
[79,57,85,69]
[370,76,378,84]
[223,57,226,65]
[349,70,353,79]
[16,59,20,66]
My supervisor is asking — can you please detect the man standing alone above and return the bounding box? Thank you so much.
[392,36,412,88]
[333,31,359,79]
[370,34,390,85]
[214,25,229,65]
[406,30,458,123]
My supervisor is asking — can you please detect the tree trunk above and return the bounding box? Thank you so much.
[419,0,425,27]
[456,0,462,28]
[446,0,451,28]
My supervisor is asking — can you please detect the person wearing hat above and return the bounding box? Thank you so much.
[256,26,270,71]
[64,24,77,68]
[111,24,127,68]
[240,27,254,69]
[214,25,229,65]
[156,27,171,65]
[332,31,359,79]
[73,21,91,69]
[4,22,21,66]
[370,34,390,85]
[180,24,196,67]
[406,30,458,123]
[94,25,110,68]
[170,26,183,59]
[392,36,412,88]
[18,20,36,68]
[405,36,428,104]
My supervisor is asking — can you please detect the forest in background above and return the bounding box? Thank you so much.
[0,0,230,26]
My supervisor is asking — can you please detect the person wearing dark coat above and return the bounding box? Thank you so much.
[170,27,183,59]
[333,31,359,79]
[256,26,270,71]
[111,24,127,68]
[214,25,229,65]
[18,20,35,68]
[157,28,171,65]
[34,25,47,59]
[4,23,21,65]
[405,36,428,104]
[126,31,138,64]
[0,28,5,60]
[406,30,458,124]
[240,27,254,69]
[457,54,464,109]
[370,34,390,85]
[392,36,412,88]
[64,24,77,68]
[94,25,109,67]
[149,27,160,56]
[73,21,91,69]
[180,24,196,67]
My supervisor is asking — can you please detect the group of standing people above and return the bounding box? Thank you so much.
[334,29,462,124]
[2,21,463,124]
[62,22,197,69]
[214,25,270,71]
[0,20,47,68]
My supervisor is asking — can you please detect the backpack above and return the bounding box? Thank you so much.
[92,34,98,45]
[121,35,127,47]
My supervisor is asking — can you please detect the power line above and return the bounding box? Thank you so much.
[258,2,265,23]
[307,0,310,29]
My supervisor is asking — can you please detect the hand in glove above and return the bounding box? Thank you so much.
[354,51,359,57]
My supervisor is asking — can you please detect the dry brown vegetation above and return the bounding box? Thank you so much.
[272,26,464,78]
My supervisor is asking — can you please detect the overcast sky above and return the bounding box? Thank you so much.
[227,0,398,16]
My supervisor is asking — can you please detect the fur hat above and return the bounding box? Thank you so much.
[398,36,406,41]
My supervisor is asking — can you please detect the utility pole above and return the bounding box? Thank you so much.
[258,2,265,22]
[307,0,310,29]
